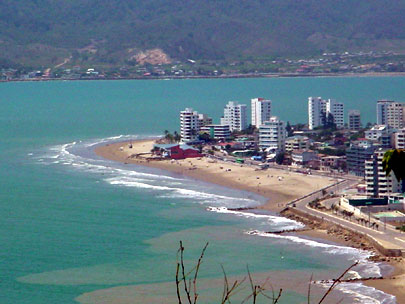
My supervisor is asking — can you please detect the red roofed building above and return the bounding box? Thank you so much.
[154,144,203,160]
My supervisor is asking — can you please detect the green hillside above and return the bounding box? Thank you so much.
[1,0,405,68]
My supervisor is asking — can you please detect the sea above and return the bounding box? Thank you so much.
[1,76,404,303]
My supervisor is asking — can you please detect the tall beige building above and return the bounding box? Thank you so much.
[376,100,405,129]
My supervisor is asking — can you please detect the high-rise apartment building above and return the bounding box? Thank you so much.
[308,97,326,130]
[308,97,344,129]
[220,101,247,132]
[394,128,405,149]
[258,116,286,152]
[365,149,404,197]
[376,100,405,129]
[346,139,377,177]
[251,98,272,127]
[180,108,200,142]
[348,110,361,131]
[326,99,344,129]
[179,108,212,142]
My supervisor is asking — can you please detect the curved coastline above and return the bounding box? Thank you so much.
[93,138,405,303]
[94,139,335,213]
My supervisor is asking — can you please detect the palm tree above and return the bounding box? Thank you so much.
[174,131,181,142]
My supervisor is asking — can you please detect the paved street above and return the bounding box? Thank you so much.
[289,179,405,255]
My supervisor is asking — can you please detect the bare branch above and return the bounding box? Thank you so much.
[273,288,283,304]
[179,241,192,304]
[308,274,313,304]
[176,261,182,304]
[192,242,209,304]
[220,265,245,304]
[318,262,358,304]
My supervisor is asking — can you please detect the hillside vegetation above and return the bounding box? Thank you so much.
[1,0,405,68]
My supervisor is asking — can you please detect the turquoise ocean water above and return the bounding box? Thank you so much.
[1,77,404,303]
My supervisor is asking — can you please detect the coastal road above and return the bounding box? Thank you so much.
[291,186,405,254]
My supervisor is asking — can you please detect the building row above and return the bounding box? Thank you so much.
[180,98,287,153]
[180,98,405,201]
[308,97,366,131]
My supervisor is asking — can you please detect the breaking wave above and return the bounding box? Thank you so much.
[31,136,397,304]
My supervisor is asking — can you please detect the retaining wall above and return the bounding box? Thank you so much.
[285,207,404,257]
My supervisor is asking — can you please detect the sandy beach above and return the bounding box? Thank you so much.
[95,139,405,303]
[95,139,336,212]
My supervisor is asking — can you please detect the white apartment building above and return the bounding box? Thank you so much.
[220,101,247,132]
[251,98,272,127]
[394,128,405,149]
[308,97,326,130]
[179,108,213,142]
[365,125,393,148]
[326,99,344,128]
[258,116,286,152]
[200,124,231,139]
[308,97,344,129]
[348,110,361,130]
[377,100,405,129]
[365,149,403,197]
[180,108,200,142]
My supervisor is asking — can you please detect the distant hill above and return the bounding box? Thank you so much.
[1,0,405,68]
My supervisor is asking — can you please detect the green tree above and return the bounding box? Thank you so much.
[174,131,181,142]
[286,121,293,137]
[198,132,211,142]
[383,149,405,181]
[275,152,285,165]
[325,113,336,130]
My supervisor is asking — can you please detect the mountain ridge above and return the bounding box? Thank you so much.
[1,0,405,68]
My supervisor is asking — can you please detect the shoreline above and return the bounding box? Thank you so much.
[281,208,405,303]
[2,72,405,84]
[94,139,337,213]
[94,138,405,303]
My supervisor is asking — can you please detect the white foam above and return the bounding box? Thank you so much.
[83,135,136,147]
[247,230,382,279]
[35,136,396,303]
[37,138,257,208]
[248,230,363,253]
[171,189,254,202]
[207,207,304,230]
[106,177,255,206]
[113,168,179,181]
[83,134,160,148]
[318,282,396,304]
[106,178,173,191]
